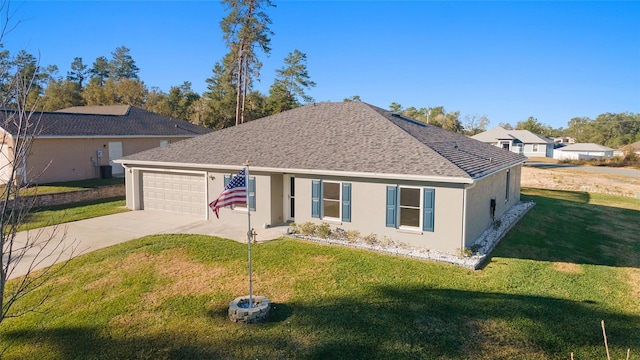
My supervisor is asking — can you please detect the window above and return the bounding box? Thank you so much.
[532,144,539,152]
[224,174,256,211]
[323,182,340,218]
[160,140,171,147]
[505,169,510,202]
[386,186,434,232]
[311,180,351,222]
[399,188,420,227]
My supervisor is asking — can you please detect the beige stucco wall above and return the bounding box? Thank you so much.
[204,169,276,227]
[463,165,522,248]
[25,137,193,184]
[293,175,466,254]
[122,164,524,254]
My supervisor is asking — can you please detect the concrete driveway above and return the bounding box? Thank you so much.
[7,210,288,280]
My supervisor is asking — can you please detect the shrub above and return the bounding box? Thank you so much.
[345,230,361,243]
[299,222,317,236]
[363,233,378,245]
[288,222,299,234]
[316,223,331,239]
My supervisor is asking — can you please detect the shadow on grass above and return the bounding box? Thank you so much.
[493,189,640,268]
[3,287,638,359]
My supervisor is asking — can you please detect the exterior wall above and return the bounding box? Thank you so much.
[553,150,614,160]
[522,143,551,158]
[463,165,522,248]
[205,169,275,228]
[25,136,192,184]
[293,175,466,254]
[0,131,16,184]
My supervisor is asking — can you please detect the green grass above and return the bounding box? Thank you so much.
[0,190,638,359]
[16,198,128,231]
[18,178,124,196]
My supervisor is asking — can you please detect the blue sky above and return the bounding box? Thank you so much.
[4,1,639,129]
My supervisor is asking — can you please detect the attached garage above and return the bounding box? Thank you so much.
[141,171,206,218]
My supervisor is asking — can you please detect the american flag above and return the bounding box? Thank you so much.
[209,168,247,219]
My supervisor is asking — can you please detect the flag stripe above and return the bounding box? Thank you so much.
[209,168,247,219]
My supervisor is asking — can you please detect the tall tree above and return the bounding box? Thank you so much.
[267,49,315,113]
[166,81,200,121]
[220,0,275,126]
[203,60,238,129]
[464,114,490,135]
[66,57,88,87]
[516,116,552,137]
[109,46,139,80]
[89,56,110,86]
[40,79,85,110]
[389,102,402,113]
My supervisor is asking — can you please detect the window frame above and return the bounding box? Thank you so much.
[398,186,422,230]
[311,180,351,222]
[386,186,435,232]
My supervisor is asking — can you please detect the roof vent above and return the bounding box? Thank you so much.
[489,157,493,163]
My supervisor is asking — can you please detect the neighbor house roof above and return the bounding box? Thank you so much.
[0,106,211,137]
[472,126,553,144]
[120,102,526,181]
[557,143,614,152]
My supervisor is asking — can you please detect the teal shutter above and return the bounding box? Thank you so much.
[311,180,321,218]
[223,174,231,187]
[248,176,256,211]
[386,186,397,228]
[422,188,435,232]
[341,183,351,222]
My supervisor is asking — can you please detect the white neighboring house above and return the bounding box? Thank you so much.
[471,127,554,158]
[553,143,614,160]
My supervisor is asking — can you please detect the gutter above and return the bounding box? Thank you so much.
[114,159,476,184]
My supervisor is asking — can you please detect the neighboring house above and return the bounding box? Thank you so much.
[0,105,210,185]
[553,143,615,160]
[116,102,527,255]
[551,136,576,145]
[472,126,554,158]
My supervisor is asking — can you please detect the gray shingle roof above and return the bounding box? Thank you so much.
[558,143,614,152]
[472,126,553,144]
[121,102,527,180]
[0,106,211,137]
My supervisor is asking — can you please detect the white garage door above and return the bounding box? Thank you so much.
[142,171,206,217]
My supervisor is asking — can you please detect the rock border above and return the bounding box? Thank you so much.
[287,201,535,270]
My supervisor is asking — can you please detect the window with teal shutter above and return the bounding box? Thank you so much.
[311,180,321,218]
[422,188,435,232]
[248,177,256,211]
[341,183,351,222]
[386,186,397,227]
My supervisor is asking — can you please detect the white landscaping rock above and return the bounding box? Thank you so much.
[288,201,535,270]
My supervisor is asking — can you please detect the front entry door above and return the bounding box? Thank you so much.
[108,142,124,175]
[283,175,295,222]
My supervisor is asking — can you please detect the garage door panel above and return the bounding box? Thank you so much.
[141,171,206,217]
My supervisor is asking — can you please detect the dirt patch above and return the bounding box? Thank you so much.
[623,268,640,311]
[521,167,640,198]
[551,262,584,274]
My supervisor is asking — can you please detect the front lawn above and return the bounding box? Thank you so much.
[16,198,128,232]
[0,189,638,359]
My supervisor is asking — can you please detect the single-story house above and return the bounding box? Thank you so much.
[117,102,527,254]
[472,126,554,158]
[553,143,615,160]
[0,105,211,185]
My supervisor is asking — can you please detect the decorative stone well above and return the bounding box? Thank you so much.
[228,295,271,323]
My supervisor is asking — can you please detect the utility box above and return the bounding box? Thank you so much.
[99,165,112,179]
